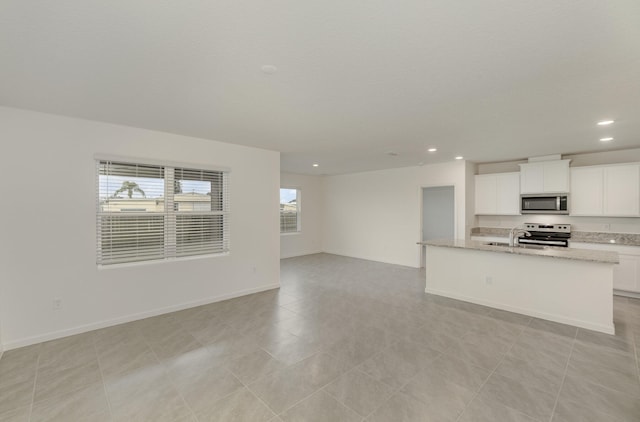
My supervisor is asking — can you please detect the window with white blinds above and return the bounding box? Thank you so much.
[97,159,229,265]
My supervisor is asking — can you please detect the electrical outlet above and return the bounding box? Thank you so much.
[53,298,62,310]
[485,276,493,285]
[603,223,611,231]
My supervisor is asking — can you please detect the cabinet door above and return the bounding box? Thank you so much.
[604,164,640,216]
[570,167,604,216]
[543,160,570,192]
[496,173,520,215]
[613,254,640,292]
[475,175,497,215]
[520,164,544,194]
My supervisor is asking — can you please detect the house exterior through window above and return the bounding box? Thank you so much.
[280,188,300,233]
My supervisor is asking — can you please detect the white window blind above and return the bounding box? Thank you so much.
[280,188,299,233]
[173,167,229,257]
[97,160,229,265]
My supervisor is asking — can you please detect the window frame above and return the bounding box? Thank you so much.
[280,187,301,234]
[96,155,230,267]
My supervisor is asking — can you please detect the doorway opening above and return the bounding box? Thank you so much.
[420,185,455,268]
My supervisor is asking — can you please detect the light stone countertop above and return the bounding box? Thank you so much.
[419,239,619,264]
[470,227,640,247]
[571,231,640,246]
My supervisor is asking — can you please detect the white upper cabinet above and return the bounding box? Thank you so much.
[475,174,497,215]
[496,173,521,215]
[570,163,640,217]
[570,167,604,215]
[604,164,640,216]
[520,164,544,193]
[519,160,570,194]
[475,172,520,215]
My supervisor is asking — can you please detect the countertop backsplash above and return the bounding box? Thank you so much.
[476,215,640,234]
[471,226,640,247]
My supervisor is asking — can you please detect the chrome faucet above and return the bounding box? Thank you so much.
[509,227,532,247]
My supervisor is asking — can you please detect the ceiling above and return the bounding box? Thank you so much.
[1,1,639,175]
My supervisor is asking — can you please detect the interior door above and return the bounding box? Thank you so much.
[421,186,455,267]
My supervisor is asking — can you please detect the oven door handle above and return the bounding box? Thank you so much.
[518,238,567,246]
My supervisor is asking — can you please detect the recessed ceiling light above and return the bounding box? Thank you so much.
[312,163,319,167]
[261,65,278,74]
[455,156,464,160]
[597,120,614,126]
[600,137,614,142]
[428,148,437,152]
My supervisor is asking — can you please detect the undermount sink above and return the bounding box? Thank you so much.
[518,244,549,250]
[484,241,510,247]
[483,242,548,250]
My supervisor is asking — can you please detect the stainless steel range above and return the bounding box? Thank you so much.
[519,223,571,247]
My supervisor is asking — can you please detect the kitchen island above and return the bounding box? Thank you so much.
[421,239,618,334]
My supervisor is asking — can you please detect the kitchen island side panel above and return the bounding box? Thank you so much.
[425,245,614,334]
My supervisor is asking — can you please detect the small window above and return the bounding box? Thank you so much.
[280,188,300,233]
[97,159,230,265]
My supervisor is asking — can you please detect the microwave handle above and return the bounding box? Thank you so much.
[557,196,560,210]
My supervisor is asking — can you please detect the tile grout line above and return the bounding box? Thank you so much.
[326,337,406,420]
[547,327,579,422]
[454,322,531,422]
[569,323,640,396]
[92,337,115,421]
[26,348,42,422]
[185,306,283,420]
[355,311,489,420]
[318,383,367,422]
[233,376,279,421]
[197,299,333,418]
[251,350,355,418]
[144,329,202,422]
[320,366,377,420]
[357,339,447,421]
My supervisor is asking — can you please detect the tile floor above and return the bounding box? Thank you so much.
[0,253,639,421]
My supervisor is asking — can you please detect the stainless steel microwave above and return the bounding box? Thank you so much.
[520,194,569,214]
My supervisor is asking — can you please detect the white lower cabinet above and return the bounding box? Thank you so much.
[613,254,640,293]
[571,242,640,295]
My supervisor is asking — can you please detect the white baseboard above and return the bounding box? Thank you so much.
[3,283,280,351]
[320,250,420,269]
[280,250,323,259]
[614,289,640,299]
[425,288,615,335]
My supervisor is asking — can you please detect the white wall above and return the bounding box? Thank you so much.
[0,107,280,350]
[280,172,324,259]
[322,161,469,268]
